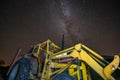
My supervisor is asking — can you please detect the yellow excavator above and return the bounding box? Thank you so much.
[8,40,120,80]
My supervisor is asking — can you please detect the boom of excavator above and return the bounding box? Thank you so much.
[8,40,120,80]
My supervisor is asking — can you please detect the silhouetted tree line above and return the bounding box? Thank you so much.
[0,59,9,80]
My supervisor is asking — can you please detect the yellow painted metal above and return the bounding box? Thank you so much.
[69,64,77,76]
[49,43,120,79]
[88,53,106,67]
[51,62,67,68]
[41,40,52,79]
[32,45,41,57]
[69,49,107,79]
[30,40,120,80]
[76,66,80,80]
[52,61,73,75]
[82,44,104,60]
[103,55,119,80]
[68,63,88,80]
[30,40,60,80]
[51,47,74,59]
[69,61,91,80]
[81,62,88,80]
[32,39,60,57]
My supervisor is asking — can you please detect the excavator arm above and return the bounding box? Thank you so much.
[41,43,120,80]
[7,40,120,80]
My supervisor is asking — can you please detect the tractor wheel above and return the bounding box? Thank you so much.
[8,58,31,80]
[52,73,75,80]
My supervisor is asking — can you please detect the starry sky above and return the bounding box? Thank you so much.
[0,0,120,64]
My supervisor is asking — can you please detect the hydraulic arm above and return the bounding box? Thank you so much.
[8,40,120,80]
[40,43,120,80]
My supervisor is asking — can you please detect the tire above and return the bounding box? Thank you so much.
[52,73,75,80]
[8,58,31,80]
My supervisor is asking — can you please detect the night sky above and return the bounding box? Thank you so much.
[0,0,120,64]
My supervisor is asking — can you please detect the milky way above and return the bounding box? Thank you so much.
[53,0,82,45]
[0,0,120,64]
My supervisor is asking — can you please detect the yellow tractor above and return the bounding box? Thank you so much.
[8,40,120,80]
